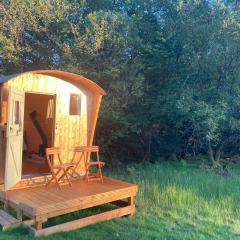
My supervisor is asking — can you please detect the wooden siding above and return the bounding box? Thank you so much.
[0,126,6,183]
[0,73,99,178]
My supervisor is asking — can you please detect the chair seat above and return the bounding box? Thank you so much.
[87,161,105,166]
[53,163,75,169]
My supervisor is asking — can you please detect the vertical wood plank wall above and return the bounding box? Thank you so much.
[1,74,94,175]
[0,85,8,182]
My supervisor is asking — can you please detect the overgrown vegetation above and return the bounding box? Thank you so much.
[1,162,240,239]
[1,0,240,165]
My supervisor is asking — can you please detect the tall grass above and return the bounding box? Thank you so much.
[128,162,240,223]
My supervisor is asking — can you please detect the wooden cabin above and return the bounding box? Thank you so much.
[0,70,137,236]
[0,70,106,189]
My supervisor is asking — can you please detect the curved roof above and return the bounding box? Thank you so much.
[0,70,106,95]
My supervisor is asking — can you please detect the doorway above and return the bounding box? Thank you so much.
[22,92,56,176]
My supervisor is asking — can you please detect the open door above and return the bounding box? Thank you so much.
[4,87,25,190]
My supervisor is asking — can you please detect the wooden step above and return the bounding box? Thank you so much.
[0,210,21,231]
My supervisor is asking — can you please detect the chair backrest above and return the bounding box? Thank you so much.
[73,146,100,162]
[46,147,63,167]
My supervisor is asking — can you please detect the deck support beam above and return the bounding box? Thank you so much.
[35,220,43,230]
[25,205,135,237]
[128,196,135,216]
[3,202,8,211]
[17,209,23,221]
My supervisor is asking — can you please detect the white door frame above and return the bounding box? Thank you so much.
[4,87,25,190]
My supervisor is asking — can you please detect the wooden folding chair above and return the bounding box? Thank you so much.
[70,146,86,179]
[46,147,75,190]
[72,146,105,182]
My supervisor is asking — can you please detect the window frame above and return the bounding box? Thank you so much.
[69,93,81,116]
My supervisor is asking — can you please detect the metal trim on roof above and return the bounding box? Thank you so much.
[0,74,18,84]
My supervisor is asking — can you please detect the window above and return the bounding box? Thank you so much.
[69,94,81,115]
[14,101,20,124]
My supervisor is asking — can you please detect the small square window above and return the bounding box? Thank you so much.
[69,94,81,115]
[14,101,20,124]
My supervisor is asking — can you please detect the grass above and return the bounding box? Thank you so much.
[1,161,240,239]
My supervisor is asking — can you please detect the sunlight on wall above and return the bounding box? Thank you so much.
[59,80,87,117]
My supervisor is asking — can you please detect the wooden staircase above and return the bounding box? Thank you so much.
[0,210,21,231]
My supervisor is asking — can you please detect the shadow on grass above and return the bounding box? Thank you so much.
[1,210,240,240]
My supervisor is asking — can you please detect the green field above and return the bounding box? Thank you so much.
[1,161,240,240]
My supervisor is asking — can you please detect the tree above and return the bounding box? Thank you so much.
[2,0,240,165]
[0,0,72,74]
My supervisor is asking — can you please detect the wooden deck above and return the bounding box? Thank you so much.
[0,177,138,236]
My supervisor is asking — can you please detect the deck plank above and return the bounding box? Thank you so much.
[5,177,137,219]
